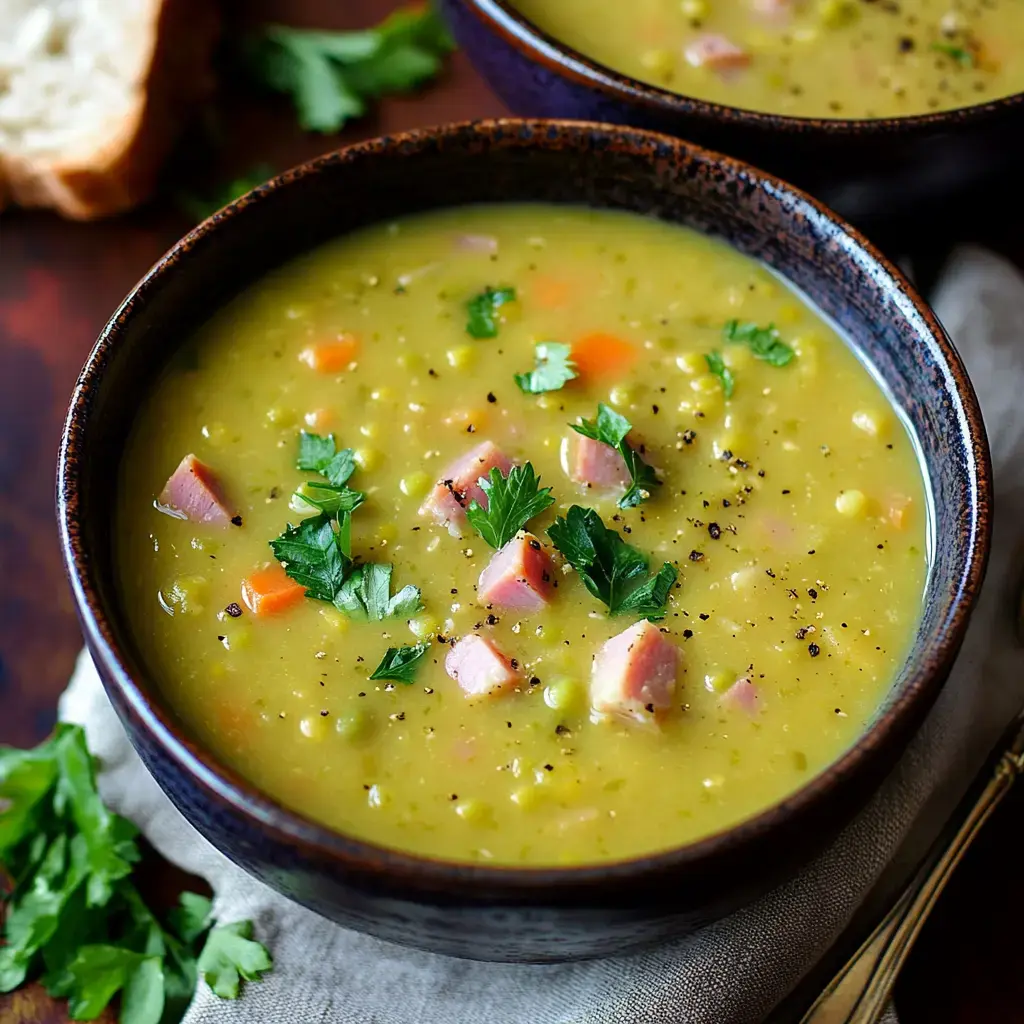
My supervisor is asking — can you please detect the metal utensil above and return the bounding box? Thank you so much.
[801,569,1024,1024]
[799,711,1024,1023]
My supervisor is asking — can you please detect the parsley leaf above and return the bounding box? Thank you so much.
[369,643,431,683]
[245,6,454,134]
[177,164,275,223]
[334,563,423,621]
[0,726,272,1018]
[722,320,795,367]
[270,513,351,602]
[570,404,661,509]
[466,286,516,339]
[295,482,366,516]
[705,351,735,399]
[547,505,677,619]
[465,462,555,549]
[197,921,273,1000]
[514,341,577,394]
[297,431,356,488]
[930,41,975,67]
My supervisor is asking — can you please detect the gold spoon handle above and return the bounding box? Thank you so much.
[800,729,1024,1024]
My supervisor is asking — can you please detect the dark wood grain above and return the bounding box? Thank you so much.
[0,2,1018,1020]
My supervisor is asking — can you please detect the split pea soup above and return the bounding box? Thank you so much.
[117,204,928,867]
[513,0,1024,119]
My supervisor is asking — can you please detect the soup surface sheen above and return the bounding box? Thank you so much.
[118,204,927,866]
[513,0,1024,119]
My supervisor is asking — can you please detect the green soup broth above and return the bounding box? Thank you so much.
[514,0,1024,119]
[116,204,928,866]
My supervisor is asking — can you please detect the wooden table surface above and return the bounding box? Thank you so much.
[2,2,1022,1021]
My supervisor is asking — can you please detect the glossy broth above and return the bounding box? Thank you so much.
[116,204,928,865]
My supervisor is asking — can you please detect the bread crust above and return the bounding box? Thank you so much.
[0,0,221,220]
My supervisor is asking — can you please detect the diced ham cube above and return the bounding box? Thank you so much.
[562,433,630,490]
[477,532,555,612]
[158,454,233,525]
[684,34,751,71]
[420,440,513,536]
[591,620,679,724]
[720,677,763,714]
[445,635,519,698]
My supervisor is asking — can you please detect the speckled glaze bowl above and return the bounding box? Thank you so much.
[439,0,1024,223]
[58,120,990,963]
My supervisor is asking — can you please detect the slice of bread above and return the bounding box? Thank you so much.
[0,0,220,220]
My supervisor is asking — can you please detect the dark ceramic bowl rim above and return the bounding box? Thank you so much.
[58,118,991,894]
[457,0,1024,134]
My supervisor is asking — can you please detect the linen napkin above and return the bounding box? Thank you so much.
[58,246,1024,1024]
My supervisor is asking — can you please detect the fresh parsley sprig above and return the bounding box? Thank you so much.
[570,404,661,509]
[722,320,795,367]
[370,643,431,683]
[465,462,555,549]
[466,286,516,339]
[514,342,577,394]
[548,505,677,619]
[271,435,422,620]
[292,431,365,515]
[245,5,455,134]
[0,725,272,1022]
[930,41,975,67]
[705,352,735,399]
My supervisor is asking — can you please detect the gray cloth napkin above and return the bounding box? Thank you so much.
[58,246,1024,1024]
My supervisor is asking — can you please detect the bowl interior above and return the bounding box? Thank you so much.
[61,120,989,880]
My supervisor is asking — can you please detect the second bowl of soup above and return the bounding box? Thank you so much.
[59,120,989,961]
[440,0,1024,220]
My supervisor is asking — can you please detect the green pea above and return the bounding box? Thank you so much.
[543,676,586,714]
[335,707,376,743]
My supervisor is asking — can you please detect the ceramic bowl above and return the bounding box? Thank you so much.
[58,119,991,963]
[439,0,1024,223]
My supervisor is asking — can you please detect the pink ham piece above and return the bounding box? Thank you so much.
[720,677,762,714]
[477,532,555,612]
[158,454,233,525]
[564,433,630,491]
[445,635,519,698]
[591,620,679,724]
[420,440,513,536]
[684,34,751,71]
[454,233,498,255]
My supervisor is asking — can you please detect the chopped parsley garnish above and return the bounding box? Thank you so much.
[0,725,271,1018]
[705,351,735,399]
[570,404,661,509]
[244,6,454,133]
[297,431,357,487]
[334,562,424,621]
[722,320,795,367]
[273,433,421,619]
[370,642,431,683]
[514,341,577,394]
[270,512,351,602]
[930,41,975,67]
[465,462,555,549]
[466,286,516,339]
[547,505,677,619]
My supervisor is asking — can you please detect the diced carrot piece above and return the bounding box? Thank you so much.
[241,563,306,616]
[888,495,913,530]
[304,407,335,429]
[213,699,254,740]
[299,334,359,373]
[532,277,572,310]
[571,332,638,379]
